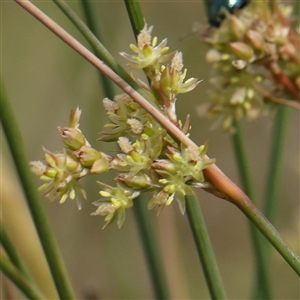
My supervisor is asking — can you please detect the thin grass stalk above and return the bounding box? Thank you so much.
[0,222,31,280]
[263,105,290,264]
[52,0,144,97]
[0,254,45,300]
[79,1,170,298]
[132,200,171,299]
[231,121,271,299]
[124,0,145,37]
[0,81,75,300]
[186,196,227,299]
[125,1,226,298]
[13,0,300,275]
[80,0,114,99]
[264,105,289,224]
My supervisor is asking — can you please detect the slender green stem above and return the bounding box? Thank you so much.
[263,105,289,267]
[133,199,170,299]
[124,0,145,37]
[78,2,170,298]
[125,2,226,298]
[0,222,47,297]
[233,196,300,275]
[264,105,289,225]
[186,196,227,299]
[231,121,271,299]
[80,0,114,99]
[0,82,75,300]
[52,0,144,97]
[0,222,30,280]
[0,254,45,300]
[231,121,255,199]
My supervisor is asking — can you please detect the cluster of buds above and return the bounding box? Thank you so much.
[31,24,215,228]
[199,1,300,132]
[120,24,200,126]
[30,108,111,209]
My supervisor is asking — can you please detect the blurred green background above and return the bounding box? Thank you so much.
[1,1,299,299]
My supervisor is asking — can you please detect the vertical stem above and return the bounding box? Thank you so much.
[186,196,227,299]
[0,82,75,300]
[0,255,45,300]
[80,0,115,99]
[264,105,289,224]
[263,105,289,265]
[133,200,171,299]
[124,0,145,37]
[231,120,271,299]
[79,1,170,297]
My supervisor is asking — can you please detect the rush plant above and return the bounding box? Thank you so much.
[1,0,299,299]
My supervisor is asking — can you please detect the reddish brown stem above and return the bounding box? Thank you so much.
[267,61,300,101]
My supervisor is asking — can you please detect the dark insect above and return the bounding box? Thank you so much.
[207,0,250,27]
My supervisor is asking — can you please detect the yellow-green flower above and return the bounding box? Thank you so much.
[92,183,140,228]
[120,24,173,71]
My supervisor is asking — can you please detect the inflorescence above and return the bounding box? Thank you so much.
[199,1,300,132]
[31,24,214,228]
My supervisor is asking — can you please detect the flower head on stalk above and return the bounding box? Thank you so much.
[92,182,140,228]
[120,24,173,77]
[30,148,88,209]
[31,22,217,228]
[199,2,300,132]
[148,143,215,214]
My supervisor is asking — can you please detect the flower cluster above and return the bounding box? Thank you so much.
[121,24,200,125]
[199,2,300,132]
[32,24,215,228]
[30,108,111,209]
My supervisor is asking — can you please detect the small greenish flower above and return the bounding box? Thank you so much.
[73,146,111,174]
[31,148,88,209]
[58,126,87,150]
[69,106,82,128]
[92,182,140,228]
[111,137,153,176]
[120,24,174,74]
[149,143,215,214]
[160,52,201,98]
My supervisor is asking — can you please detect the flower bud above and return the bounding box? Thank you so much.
[116,173,151,189]
[246,30,265,52]
[230,15,246,40]
[230,42,254,60]
[69,107,82,128]
[206,49,222,64]
[152,159,176,174]
[58,127,86,150]
[74,146,102,168]
[90,158,110,174]
[160,66,172,97]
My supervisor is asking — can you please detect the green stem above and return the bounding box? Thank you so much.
[0,222,30,280]
[52,0,144,97]
[78,2,170,298]
[80,0,114,99]
[232,196,300,275]
[263,105,289,265]
[126,1,227,297]
[186,196,227,299]
[125,2,225,298]
[0,254,45,300]
[264,105,289,225]
[133,199,170,299]
[0,82,75,300]
[124,0,145,37]
[231,120,271,299]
